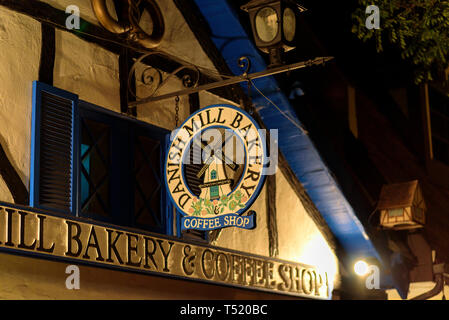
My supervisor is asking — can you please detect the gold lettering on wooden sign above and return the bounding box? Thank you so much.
[0,205,329,299]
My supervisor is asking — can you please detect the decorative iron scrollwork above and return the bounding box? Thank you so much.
[238,56,251,77]
[91,0,164,48]
[127,56,334,107]
[128,52,200,102]
[127,55,253,105]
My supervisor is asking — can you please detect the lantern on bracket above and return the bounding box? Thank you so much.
[241,0,307,67]
[376,180,426,230]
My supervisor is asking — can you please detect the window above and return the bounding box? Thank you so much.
[79,116,111,220]
[30,81,173,235]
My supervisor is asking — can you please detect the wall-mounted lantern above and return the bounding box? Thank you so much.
[377,180,426,230]
[241,0,307,67]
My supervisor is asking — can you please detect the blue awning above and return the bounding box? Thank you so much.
[193,0,381,261]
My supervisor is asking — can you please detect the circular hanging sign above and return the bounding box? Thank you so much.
[165,104,266,231]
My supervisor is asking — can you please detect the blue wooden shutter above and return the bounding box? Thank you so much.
[30,81,79,215]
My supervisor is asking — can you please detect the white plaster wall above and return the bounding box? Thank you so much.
[156,0,217,71]
[53,29,121,112]
[199,90,239,109]
[39,0,107,26]
[0,7,41,195]
[276,169,339,288]
[0,178,14,203]
[39,0,217,72]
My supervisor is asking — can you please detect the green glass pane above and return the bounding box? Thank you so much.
[388,208,403,217]
[81,144,90,205]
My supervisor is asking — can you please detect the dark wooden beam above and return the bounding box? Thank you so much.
[114,0,136,116]
[0,136,29,205]
[266,172,279,257]
[118,48,137,115]
[0,0,239,104]
[188,92,200,114]
[39,23,55,85]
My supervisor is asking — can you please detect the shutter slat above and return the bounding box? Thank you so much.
[41,114,72,130]
[40,176,72,186]
[40,142,71,153]
[40,142,72,154]
[40,132,72,146]
[40,127,72,141]
[40,123,72,136]
[43,101,73,115]
[40,170,72,179]
[41,163,73,173]
[42,109,72,120]
[40,190,72,199]
[41,106,72,120]
[40,180,72,190]
[40,190,72,200]
[43,94,72,105]
[41,151,72,161]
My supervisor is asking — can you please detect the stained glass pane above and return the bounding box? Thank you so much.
[134,135,162,230]
[80,118,110,217]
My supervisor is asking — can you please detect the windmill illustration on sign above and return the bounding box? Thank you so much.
[166,105,265,230]
[196,133,238,203]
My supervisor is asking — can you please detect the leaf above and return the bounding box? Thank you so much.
[352,0,449,84]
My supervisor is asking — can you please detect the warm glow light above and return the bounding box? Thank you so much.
[354,260,369,276]
[294,233,338,296]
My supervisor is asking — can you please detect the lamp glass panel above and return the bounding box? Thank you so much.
[255,7,279,42]
[414,207,424,221]
[283,7,296,41]
[388,208,404,218]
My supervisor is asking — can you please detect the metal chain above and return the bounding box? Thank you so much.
[175,96,180,127]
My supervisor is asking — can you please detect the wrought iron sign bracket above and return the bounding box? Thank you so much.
[127,56,334,107]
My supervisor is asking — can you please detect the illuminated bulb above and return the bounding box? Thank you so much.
[354,260,369,276]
